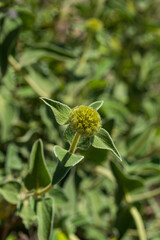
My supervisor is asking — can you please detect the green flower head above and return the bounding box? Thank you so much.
[69,105,101,137]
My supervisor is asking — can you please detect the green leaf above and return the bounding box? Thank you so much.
[110,161,144,193]
[0,25,21,76]
[5,144,22,174]
[52,146,84,185]
[0,95,16,141]
[32,43,76,60]
[92,128,122,161]
[89,101,104,110]
[41,97,71,125]
[18,199,36,228]
[54,146,84,167]
[115,205,133,239]
[24,139,51,191]
[0,180,22,204]
[64,125,93,150]
[37,197,54,240]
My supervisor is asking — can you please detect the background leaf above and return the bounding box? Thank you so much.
[89,101,104,110]
[0,180,22,204]
[110,160,144,194]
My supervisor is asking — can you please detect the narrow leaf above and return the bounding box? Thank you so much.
[37,197,54,240]
[41,97,71,125]
[24,139,51,191]
[0,25,21,76]
[89,101,104,110]
[92,128,122,161]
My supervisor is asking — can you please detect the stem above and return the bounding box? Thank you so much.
[130,206,147,240]
[125,193,147,240]
[22,133,80,201]
[69,132,80,154]
[131,187,160,202]
[22,183,52,201]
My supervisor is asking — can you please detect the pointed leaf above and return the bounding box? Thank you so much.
[0,25,21,76]
[0,180,22,204]
[18,200,36,228]
[41,97,71,125]
[89,101,104,110]
[24,139,51,191]
[52,146,84,185]
[92,128,122,161]
[110,160,144,193]
[54,146,84,167]
[37,197,54,240]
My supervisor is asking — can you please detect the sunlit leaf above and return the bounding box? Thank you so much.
[92,128,122,161]
[41,98,71,125]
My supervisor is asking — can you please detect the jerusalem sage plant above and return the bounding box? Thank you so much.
[0,99,122,240]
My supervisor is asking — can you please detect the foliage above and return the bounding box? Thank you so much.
[0,0,160,240]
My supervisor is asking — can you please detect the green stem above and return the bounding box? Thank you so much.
[131,187,160,202]
[125,193,147,240]
[69,132,80,154]
[22,183,52,201]
[130,206,147,240]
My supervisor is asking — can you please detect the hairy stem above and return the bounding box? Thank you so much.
[69,132,80,154]
[22,183,52,201]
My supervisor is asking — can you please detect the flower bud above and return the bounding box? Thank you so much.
[69,106,101,137]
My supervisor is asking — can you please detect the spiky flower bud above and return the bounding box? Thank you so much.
[69,106,101,137]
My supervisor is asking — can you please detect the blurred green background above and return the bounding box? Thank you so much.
[0,0,160,239]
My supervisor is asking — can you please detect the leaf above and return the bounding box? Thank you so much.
[0,95,16,141]
[54,146,84,167]
[89,101,104,110]
[32,43,76,60]
[0,25,21,76]
[0,180,22,204]
[41,97,71,125]
[24,139,51,191]
[5,144,22,174]
[110,160,144,193]
[37,197,54,240]
[92,128,122,161]
[27,67,55,97]
[64,125,93,150]
[115,205,133,239]
[52,146,84,186]
[18,200,36,228]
